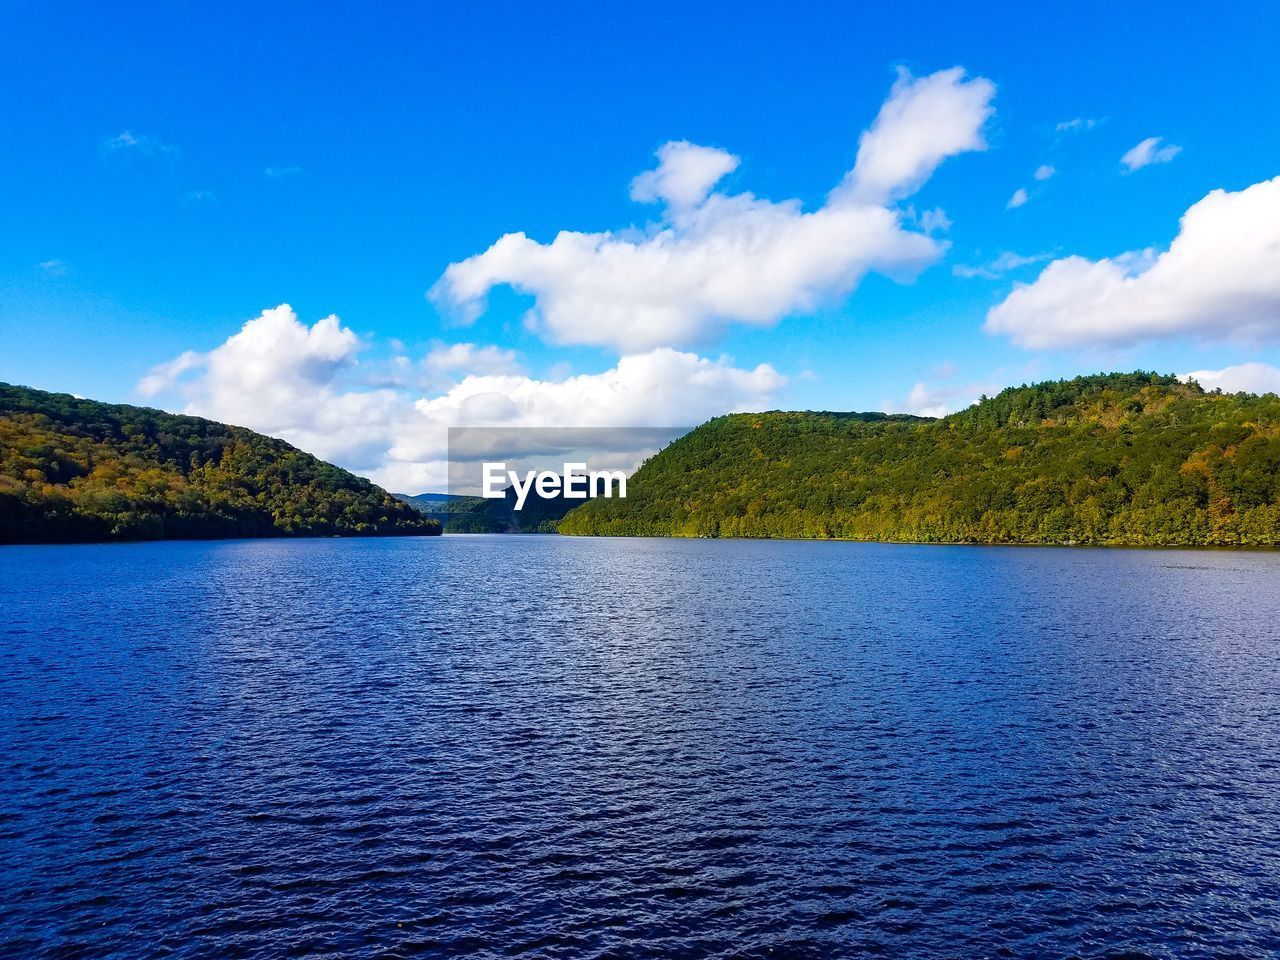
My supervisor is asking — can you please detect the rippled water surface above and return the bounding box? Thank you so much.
[3,537,1280,958]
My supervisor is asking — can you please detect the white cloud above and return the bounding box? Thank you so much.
[373,342,525,394]
[1183,362,1280,395]
[422,342,521,377]
[1121,136,1181,172]
[373,342,787,492]
[432,67,995,353]
[902,381,956,418]
[264,165,302,178]
[629,141,740,208]
[1034,164,1055,181]
[953,250,1050,280]
[831,66,996,205]
[406,349,781,438]
[1056,117,1097,134]
[915,206,952,233]
[896,378,996,419]
[1007,188,1029,209]
[986,175,1280,349]
[38,259,68,277]
[138,305,786,492]
[137,350,204,397]
[182,189,217,205]
[136,305,385,464]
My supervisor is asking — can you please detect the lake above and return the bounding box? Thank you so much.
[2,536,1279,958]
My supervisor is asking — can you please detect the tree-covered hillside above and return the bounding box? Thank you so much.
[0,383,441,543]
[559,373,1280,546]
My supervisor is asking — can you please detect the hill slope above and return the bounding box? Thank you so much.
[559,373,1280,546]
[0,383,441,543]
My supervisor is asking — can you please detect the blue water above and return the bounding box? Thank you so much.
[2,537,1279,958]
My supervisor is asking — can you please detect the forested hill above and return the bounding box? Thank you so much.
[0,383,441,543]
[559,372,1280,546]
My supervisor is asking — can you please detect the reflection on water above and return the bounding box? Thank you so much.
[2,537,1279,958]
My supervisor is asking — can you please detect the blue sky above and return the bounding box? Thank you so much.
[3,1,1280,489]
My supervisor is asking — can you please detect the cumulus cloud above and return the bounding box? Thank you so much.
[1184,362,1280,396]
[986,176,1280,349]
[1007,188,1029,209]
[630,141,740,208]
[136,305,387,464]
[1034,165,1056,181]
[895,378,997,419]
[137,350,204,397]
[901,381,959,418]
[831,66,996,205]
[379,342,787,493]
[138,305,785,492]
[1121,136,1181,172]
[432,67,995,353]
[414,349,779,429]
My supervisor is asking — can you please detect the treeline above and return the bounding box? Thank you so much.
[559,372,1280,546]
[0,383,440,543]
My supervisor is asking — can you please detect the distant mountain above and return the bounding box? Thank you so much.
[398,486,578,533]
[394,492,473,509]
[0,383,441,543]
[559,372,1280,546]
